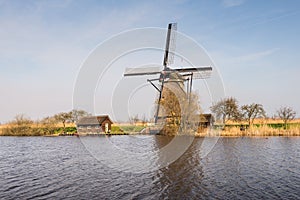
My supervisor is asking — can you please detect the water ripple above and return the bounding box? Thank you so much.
[0,136,300,199]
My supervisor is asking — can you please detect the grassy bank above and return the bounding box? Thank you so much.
[2,121,300,137]
[0,124,142,136]
[196,124,300,137]
[0,124,77,136]
[118,125,145,133]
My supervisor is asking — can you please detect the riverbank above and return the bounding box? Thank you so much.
[0,124,141,136]
[0,124,77,136]
[195,125,300,137]
[1,123,300,137]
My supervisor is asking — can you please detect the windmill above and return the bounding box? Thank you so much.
[124,23,212,124]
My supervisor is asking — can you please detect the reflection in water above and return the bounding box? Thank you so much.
[80,134,196,173]
[153,136,206,199]
[0,136,300,199]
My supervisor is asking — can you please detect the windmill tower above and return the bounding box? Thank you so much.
[124,23,212,125]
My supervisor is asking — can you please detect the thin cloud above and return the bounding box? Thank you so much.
[210,48,280,66]
[250,10,300,27]
[222,0,246,8]
[235,48,280,63]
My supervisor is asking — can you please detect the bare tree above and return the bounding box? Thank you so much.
[40,116,58,135]
[3,114,34,136]
[210,97,241,124]
[129,114,139,125]
[70,109,90,123]
[141,114,148,126]
[277,107,296,129]
[241,103,266,126]
[12,114,33,126]
[158,86,200,135]
[54,112,72,129]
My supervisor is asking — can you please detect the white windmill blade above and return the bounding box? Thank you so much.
[124,67,162,77]
[167,23,177,65]
[163,23,177,67]
[173,66,212,73]
[192,70,212,79]
[173,66,213,79]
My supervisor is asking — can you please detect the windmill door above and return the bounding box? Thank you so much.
[105,123,109,133]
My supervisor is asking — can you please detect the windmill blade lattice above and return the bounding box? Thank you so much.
[124,67,161,76]
[167,23,177,66]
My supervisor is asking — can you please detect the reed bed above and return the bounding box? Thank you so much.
[196,125,300,137]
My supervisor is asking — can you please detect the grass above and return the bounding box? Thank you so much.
[195,125,300,137]
[118,125,146,133]
[2,120,300,137]
[110,125,124,134]
[0,123,144,136]
[0,123,77,136]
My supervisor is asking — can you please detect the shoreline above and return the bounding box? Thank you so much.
[1,133,300,137]
[1,122,300,137]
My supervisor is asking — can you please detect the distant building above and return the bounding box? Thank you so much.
[198,114,214,129]
[76,115,113,134]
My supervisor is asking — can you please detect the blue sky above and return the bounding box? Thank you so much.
[0,0,300,122]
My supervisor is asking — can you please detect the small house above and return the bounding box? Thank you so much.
[76,115,113,134]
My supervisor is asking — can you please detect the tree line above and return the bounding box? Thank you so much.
[210,97,297,129]
[1,110,90,136]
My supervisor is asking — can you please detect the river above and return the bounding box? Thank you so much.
[0,136,299,199]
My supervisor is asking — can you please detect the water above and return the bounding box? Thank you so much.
[0,136,300,199]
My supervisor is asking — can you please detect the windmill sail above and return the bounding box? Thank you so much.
[163,23,177,67]
[173,66,212,72]
[173,66,213,79]
[124,67,161,76]
[191,70,212,79]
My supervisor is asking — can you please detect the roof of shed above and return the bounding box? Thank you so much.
[77,115,113,126]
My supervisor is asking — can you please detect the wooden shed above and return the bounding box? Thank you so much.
[76,115,113,134]
[198,114,214,130]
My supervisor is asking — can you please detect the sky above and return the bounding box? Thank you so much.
[0,0,300,123]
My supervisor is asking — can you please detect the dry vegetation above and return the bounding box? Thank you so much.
[0,110,87,136]
[195,119,300,137]
[155,78,201,136]
[0,122,76,136]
